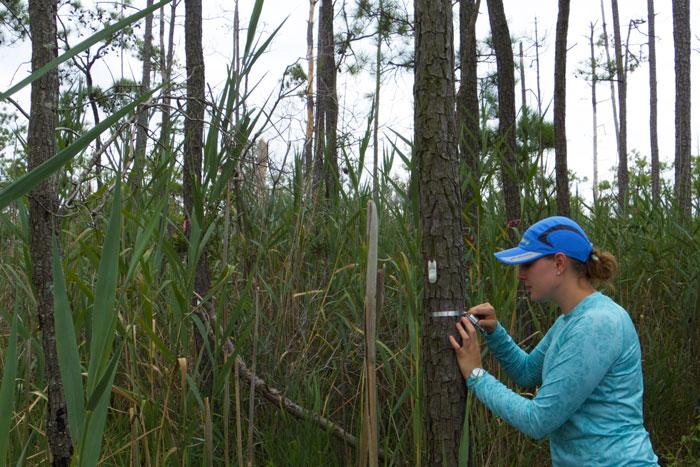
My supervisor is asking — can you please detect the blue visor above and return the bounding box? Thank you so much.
[494,216,593,265]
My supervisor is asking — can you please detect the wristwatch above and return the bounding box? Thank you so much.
[470,367,486,379]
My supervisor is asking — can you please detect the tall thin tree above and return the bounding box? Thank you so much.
[303,0,317,174]
[27,0,73,463]
[589,22,600,202]
[600,0,620,154]
[486,0,521,239]
[130,0,154,192]
[554,0,571,216]
[647,0,660,204]
[672,0,691,217]
[184,0,213,390]
[610,0,628,209]
[457,0,480,225]
[314,0,339,199]
[415,0,467,464]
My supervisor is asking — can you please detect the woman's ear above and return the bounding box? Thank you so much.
[554,252,567,275]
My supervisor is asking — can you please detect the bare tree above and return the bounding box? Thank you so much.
[554,0,571,216]
[130,0,154,191]
[457,0,480,225]
[486,0,521,239]
[415,0,467,464]
[589,22,600,201]
[27,0,73,463]
[672,0,692,217]
[600,0,620,155]
[647,0,660,203]
[611,0,628,209]
[303,0,317,174]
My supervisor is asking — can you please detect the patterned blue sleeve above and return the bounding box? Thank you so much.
[484,321,550,389]
[468,313,622,440]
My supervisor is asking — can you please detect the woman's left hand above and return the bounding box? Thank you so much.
[448,317,483,379]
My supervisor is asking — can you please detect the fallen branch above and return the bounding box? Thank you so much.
[235,354,385,460]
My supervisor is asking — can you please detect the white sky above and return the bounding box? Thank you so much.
[1,0,698,198]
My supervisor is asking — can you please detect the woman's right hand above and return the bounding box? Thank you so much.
[468,303,498,335]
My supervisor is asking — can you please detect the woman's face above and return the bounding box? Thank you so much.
[518,255,562,302]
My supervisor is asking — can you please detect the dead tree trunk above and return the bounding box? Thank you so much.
[457,0,480,227]
[415,0,467,465]
[672,0,692,217]
[554,0,571,216]
[303,0,317,175]
[611,0,628,209]
[131,0,154,192]
[589,22,600,202]
[27,0,73,464]
[486,0,521,240]
[600,0,620,155]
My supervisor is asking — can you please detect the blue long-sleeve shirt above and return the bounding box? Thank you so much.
[467,291,659,466]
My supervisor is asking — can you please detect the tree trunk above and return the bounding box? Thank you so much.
[600,0,620,157]
[314,0,339,200]
[457,0,480,226]
[372,0,383,201]
[486,0,520,239]
[184,0,213,391]
[672,0,691,218]
[303,0,317,175]
[610,0,628,209]
[415,0,467,465]
[590,22,599,202]
[554,0,571,216]
[158,0,177,152]
[27,0,73,464]
[647,0,660,204]
[131,0,154,192]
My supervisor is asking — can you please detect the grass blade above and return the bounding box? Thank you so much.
[52,236,86,442]
[0,313,18,463]
[86,181,122,394]
[0,0,171,100]
[0,88,157,210]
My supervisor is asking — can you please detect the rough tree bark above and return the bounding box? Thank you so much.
[610,0,628,209]
[486,0,521,240]
[313,0,339,200]
[647,0,660,204]
[184,0,213,391]
[672,0,691,217]
[415,0,467,465]
[27,0,73,464]
[554,0,571,216]
[457,0,480,227]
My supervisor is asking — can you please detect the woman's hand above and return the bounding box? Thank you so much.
[468,303,498,335]
[448,317,483,379]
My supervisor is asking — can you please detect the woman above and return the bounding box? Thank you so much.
[450,216,659,466]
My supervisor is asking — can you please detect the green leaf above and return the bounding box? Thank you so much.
[0,313,18,464]
[79,344,121,467]
[86,182,122,395]
[0,0,172,100]
[0,87,158,211]
[52,236,86,443]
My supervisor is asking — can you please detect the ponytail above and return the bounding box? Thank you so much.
[570,247,618,283]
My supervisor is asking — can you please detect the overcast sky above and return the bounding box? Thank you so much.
[1,0,698,198]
